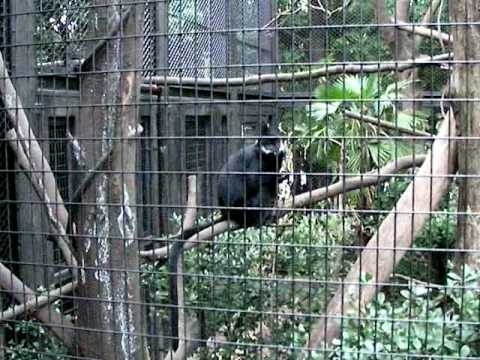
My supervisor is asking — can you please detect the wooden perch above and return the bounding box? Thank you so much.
[7,129,78,276]
[306,110,456,351]
[0,281,76,322]
[140,220,235,260]
[145,53,451,88]
[283,154,426,209]
[0,50,68,229]
[0,261,75,348]
[141,154,426,261]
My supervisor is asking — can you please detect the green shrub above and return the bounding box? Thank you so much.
[187,213,354,359]
[5,320,66,359]
[329,264,480,360]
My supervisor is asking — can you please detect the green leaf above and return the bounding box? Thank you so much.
[310,101,341,121]
[314,81,348,100]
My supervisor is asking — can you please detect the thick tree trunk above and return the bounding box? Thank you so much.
[450,1,480,270]
[76,2,145,359]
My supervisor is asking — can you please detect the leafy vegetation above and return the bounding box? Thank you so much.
[5,321,66,360]
[329,264,480,360]
[292,74,427,174]
[142,213,354,359]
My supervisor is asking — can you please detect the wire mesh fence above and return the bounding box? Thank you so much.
[0,0,477,359]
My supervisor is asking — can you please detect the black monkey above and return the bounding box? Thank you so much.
[168,121,286,350]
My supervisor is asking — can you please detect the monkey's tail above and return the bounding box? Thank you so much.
[168,218,222,350]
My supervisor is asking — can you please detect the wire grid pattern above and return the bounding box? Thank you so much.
[167,0,227,78]
[0,0,13,262]
[0,113,14,260]
[34,0,92,64]
[142,1,156,77]
[0,1,477,360]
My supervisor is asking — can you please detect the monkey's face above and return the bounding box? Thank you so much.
[258,122,286,164]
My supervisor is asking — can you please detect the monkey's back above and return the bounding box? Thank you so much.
[217,144,278,227]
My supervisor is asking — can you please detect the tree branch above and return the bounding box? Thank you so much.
[170,175,197,359]
[396,20,452,45]
[0,50,68,229]
[0,282,76,322]
[6,129,78,279]
[420,0,442,25]
[0,260,76,348]
[145,53,451,88]
[283,154,426,209]
[71,149,111,203]
[306,110,456,351]
[343,110,431,138]
[141,154,426,261]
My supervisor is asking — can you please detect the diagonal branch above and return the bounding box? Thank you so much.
[166,175,203,360]
[6,129,78,277]
[0,50,68,229]
[0,282,76,322]
[306,110,456,351]
[0,261,75,348]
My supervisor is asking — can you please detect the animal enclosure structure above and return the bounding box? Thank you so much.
[0,0,478,359]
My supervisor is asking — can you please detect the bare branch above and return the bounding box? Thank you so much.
[420,0,442,25]
[71,149,111,203]
[6,129,78,276]
[262,7,302,30]
[391,273,443,289]
[170,175,198,360]
[0,282,76,322]
[0,261,75,348]
[145,53,451,88]
[283,154,427,209]
[306,110,456,350]
[310,0,352,18]
[67,131,87,169]
[182,176,198,230]
[396,20,452,44]
[0,50,68,229]
[343,110,431,137]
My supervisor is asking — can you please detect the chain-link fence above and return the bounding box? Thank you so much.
[0,0,477,359]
